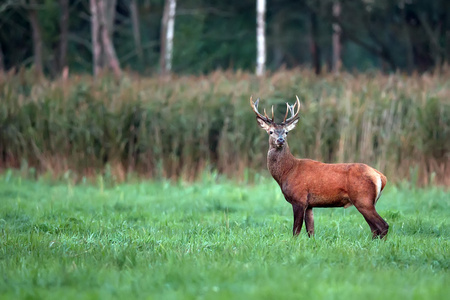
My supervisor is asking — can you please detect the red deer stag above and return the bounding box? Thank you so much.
[250,96,389,239]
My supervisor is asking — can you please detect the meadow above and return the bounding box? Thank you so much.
[1,171,449,299]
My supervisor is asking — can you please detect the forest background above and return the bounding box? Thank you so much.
[0,0,449,186]
[2,0,450,74]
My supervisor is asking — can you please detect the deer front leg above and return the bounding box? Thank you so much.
[305,207,314,237]
[292,203,305,236]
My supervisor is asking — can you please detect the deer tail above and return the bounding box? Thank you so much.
[374,169,387,202]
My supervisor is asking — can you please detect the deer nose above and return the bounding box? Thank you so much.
[277,137,284,144]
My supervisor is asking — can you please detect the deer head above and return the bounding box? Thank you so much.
[250,96,300,148]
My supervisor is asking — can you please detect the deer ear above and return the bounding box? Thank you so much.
[285,118,299,131]
[256,118,272,132]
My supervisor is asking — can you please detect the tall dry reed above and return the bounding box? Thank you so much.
[0,69,449,185]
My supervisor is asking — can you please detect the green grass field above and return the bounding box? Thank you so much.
[1,172,449,299]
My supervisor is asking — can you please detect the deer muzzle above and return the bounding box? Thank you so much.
[276,137,285,147]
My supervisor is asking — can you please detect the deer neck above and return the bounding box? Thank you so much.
[267,143,296,184]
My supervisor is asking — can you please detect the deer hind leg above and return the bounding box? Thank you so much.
[372,210,389,239]
[361,214,381,239]
[354,203,389,239]
[305,207,314,237]
[292,204,305,236]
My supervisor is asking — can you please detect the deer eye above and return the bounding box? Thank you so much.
[269,131,273,134]
[286,131,289,135]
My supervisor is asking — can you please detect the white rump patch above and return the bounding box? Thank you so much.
[375,175,382,203]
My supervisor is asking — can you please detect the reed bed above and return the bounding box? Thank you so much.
[0,69,449,185]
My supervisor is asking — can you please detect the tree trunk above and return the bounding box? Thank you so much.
[160,0,177,76]
[130,0,143,64]
[272,19,284,69]
[0,41,4,74]
[97,0,121,77]
[58,0,69,73]
[90,0,101,76]
[446,30,450,66]
[90,0,121,77]
[418,12,443,71]
[399,2,414,73]
[106,0,117,37]
[331,1,341,74]
[310,8,321,75]
[256,0,266,76]
[29,0,44,76]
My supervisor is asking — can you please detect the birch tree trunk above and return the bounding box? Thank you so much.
[130,0,143,64]
[256,0,266,77]
[90,0,101,76]
[160,0,177,76]
[59,0,69,73]
[29,0,44,76]
[332,1,342,74]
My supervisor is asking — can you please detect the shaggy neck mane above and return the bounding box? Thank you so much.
[267,143,296,184]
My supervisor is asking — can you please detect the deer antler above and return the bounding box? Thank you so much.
[282,95,301,124]
[250,96,274,123]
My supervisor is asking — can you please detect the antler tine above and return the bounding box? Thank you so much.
[290,95,300,111]
[250,96,262,118]
[289,102,296,115]
[295,95,301,112]
[284,95,301,124]
[283,103,290,123]
[262,106,275,122]
[250,96,272,123]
